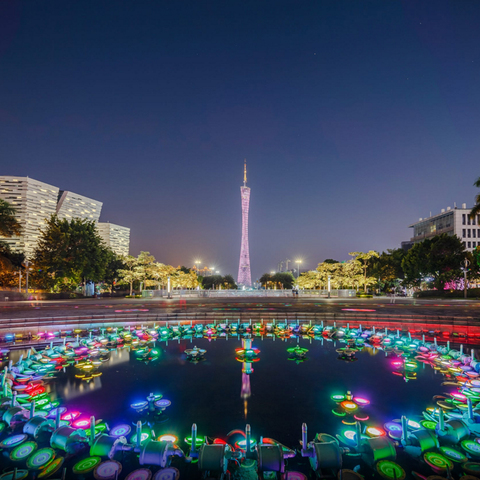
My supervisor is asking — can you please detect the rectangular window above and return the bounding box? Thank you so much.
[473,216,477,226]
[474,242,477,248]
[463,229,466,237]
[464,241,467,247]
[468,229,471,238]
[474,230,477,238]
[468,216,472,225]
[468,242,471,248]
[463,214,466,225]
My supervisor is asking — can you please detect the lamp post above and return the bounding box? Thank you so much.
[327,275,331,299]
[463,258,471,299]
[194,260,201,274]
[295,260,302,278]
[25,260,29,294]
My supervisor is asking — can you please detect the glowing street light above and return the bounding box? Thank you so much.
[194,260,201,273]
[295,260,302,278]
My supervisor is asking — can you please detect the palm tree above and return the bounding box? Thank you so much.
[0,199,21,237]
[470,177,480,220]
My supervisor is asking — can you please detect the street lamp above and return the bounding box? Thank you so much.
[194,260,201,272]
[295,260,302,278]
[462,258,471,299]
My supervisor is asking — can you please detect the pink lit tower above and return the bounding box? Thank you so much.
[237,160,252,287]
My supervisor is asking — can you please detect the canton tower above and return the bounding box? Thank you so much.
[237,160,252,287]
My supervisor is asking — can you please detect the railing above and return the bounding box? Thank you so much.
[141,289,357,298]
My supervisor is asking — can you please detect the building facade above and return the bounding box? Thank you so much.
[0,176,59,258]
[0,175,129,258]
[408,203,480,252]
[56,191,102,222]
[97,222,130,256]
[237,161,252,287]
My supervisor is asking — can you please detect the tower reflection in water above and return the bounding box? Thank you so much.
[236,336,260,419]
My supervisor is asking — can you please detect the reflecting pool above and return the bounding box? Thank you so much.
[2,323,480,479]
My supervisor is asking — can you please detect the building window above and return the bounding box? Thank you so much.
[463,214,466,225]
[468,229,471,238]
[463,242,466,247]
[463,229,466,238]
[474,242,477,248]
[474,230,477,238]
[468,216,472,225]
[473,216,477,226]
[468,242,471,248]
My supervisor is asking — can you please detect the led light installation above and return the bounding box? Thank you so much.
[237,160,252,287]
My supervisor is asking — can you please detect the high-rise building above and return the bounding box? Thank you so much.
[0,175,130,258]
[237,161,252,286]
[97,222,130,256]
[56,191,102,222]
[408,203,480,252]
[0,176,59,258]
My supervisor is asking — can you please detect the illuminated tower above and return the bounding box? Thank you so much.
[237,160,252,287]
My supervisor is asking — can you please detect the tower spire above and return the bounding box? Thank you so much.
[243,159,247,187]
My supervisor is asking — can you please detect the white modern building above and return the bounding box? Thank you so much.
[97,222,130,256]
[0,176,59,258]
[56,191,102,222]
[0,175,130,258]
[408,203,480,252]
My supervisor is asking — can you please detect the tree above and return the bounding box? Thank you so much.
[222,274,237,289]
[149,262,177,290]
[272,272,295,289]
[0,241,24,272]
[0,199,22,270]
[171,269,199,289]
[259,273,273,288]
[102,251,126,293]
[33,216,110,293]
[296,270,322,289]
[259,272,295,289]
[117,255,141,296]
[202,275,223,289]
[369,249,406,292]
[0,199,22,238]
[349,251,380,292]
[402,234,467,290]
[135,251,156,290]
[474,246,480,270]
[469,176,480,220]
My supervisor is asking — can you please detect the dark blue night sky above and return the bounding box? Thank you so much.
[1,1,479,279]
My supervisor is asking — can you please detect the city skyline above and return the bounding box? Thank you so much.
[1,1,479,279]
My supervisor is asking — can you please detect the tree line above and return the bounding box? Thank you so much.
[0,200,239,294]
[296,235,480,293]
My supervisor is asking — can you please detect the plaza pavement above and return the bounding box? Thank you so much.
[0,295,479,321]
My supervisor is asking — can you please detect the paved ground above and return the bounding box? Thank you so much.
[1,295,480,320]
